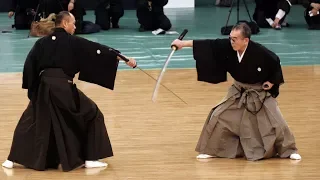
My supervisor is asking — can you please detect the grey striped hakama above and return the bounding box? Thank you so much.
[195,81,298,161]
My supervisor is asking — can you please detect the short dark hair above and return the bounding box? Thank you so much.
[232,22,251,39]
[55,11,71,26]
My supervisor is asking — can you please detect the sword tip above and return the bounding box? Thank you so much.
[151,95,157,102]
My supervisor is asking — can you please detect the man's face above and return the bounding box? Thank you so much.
[62,14,76,35]
[229,29,249,51]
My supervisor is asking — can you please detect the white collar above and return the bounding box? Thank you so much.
[237,45,248,63]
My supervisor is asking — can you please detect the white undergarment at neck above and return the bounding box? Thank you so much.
[237,45,248,63]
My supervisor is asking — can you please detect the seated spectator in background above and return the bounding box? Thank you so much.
[8,0,38,29]
[95,0,124,30]
[45,0,100,34]
[253,0,291,30]
[303,0,320,29]
[136,0,171,32]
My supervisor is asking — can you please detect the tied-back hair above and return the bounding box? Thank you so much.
[30,13,56,37]
[55,11,71,26]
[232,22,251,39]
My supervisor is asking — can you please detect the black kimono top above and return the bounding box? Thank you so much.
[254,0,291,18]
[10,0,39,12]
[22,28,119,95]
[193,39,284,98]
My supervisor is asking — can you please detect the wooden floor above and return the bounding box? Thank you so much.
[0,66,319,179]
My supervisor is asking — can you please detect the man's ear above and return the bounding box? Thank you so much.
[245,37,250,44]
[62,20,67,28]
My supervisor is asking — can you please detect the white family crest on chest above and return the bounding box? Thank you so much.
[257,67,261,72]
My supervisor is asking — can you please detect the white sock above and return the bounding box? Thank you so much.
[85,161,108,168]
[290,153,301,160]
[196,154,215,159]
[2,160,14,169]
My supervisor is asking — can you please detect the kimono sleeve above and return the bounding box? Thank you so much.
[193,39,228,84]
[265,50,285,97]
[278,0,291,13]
[71,36,119,90]
[22,39,41,89]
[268,57,284,85]
[22,39,42,99]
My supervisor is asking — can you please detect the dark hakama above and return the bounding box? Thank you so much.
[10,0,38,29]
[95,0,124,30]
[193,39,298,160]
[253,0,291,28]
[303,0,320,29]
[6,28,119,171]
[136,0,172,31]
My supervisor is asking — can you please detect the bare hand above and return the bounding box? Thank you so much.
[8,11,14,18]
[125,58,137,68]
[171,39,183,50]
[311,8,319,16]
[272,18,280,28]
[311,3,320,10]
[262,81,274,90]
[68,2,74,11]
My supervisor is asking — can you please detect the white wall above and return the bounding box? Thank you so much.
[164,0,195,8]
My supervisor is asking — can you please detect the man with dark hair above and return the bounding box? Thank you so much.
[170,23,301,161]
[253,0,291,30]
[136,0,172,32]
[95,0,124,30]
[2,11,136,171]
[8,0,38,29]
